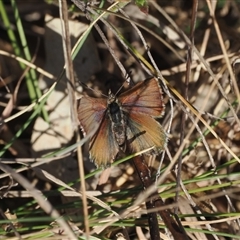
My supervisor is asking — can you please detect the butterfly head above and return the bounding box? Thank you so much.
[107,89,117,105]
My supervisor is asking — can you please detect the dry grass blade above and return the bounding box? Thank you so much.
[59,0,90,238]
[0,162,77,239]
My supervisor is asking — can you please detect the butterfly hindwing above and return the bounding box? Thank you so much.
[89,116,119,167]
[126,112,166,154]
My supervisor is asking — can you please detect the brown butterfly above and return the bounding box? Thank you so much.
[77,77,166,168]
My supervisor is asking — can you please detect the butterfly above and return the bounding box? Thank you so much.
[77,77,166,168]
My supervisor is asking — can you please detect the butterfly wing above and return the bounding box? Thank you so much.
[118,78,166,153]
[89,116,119,167]
[78,96,119,167]
[126,112,166,154]
[78,96,107,135]
[119,78,164,117]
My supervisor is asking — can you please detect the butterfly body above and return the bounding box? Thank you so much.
[78,78,166,168]
[108,94,127,150]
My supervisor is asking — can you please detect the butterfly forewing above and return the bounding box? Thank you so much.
[78,96,107,136]
[119,78,164,117]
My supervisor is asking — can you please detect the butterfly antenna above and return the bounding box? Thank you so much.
[78,81,108,98]
[114,72,132,97]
